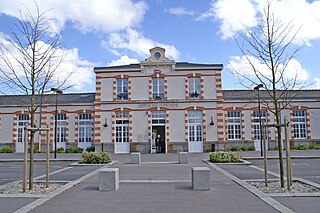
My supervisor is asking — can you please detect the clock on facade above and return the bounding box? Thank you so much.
[154,52,161,59]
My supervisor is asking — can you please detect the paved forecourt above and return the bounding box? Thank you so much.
[30,153,277,213]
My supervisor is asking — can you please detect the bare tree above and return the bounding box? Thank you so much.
[0,2,70,190]
[232,1,304,188]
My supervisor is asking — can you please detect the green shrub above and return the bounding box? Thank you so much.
[65,146,84,153]
[57,147,65,153]
[209,151,241,163]
[313,145,320,150]
[86,146,95,152]
[230,146,255,152]
[0,146,14,153]
[230,147,240,152]
[246,145,256,151]
[82,152,112,164]
[296,143,308,150]
[65,146,72,153]
[73,147,84,153]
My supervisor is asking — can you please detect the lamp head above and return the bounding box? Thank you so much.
[254,84,263,90]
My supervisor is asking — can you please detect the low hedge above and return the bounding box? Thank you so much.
[210,151,242,163]
[65,146,84,153]
[86,146,95,152]
[230,146,255,152]
[82,152,112,164]
[0,146,14,153]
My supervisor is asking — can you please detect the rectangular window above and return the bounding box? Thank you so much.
[78,113,92,143]
[188,77,201,98]
[253,110,267,140]
[152,78,164,100]
[55,113,66,143]
[115,111,129,143]
[17,114,29,143]
[293,110,307,139]
[116,79,128,100]
[227,111,241,140]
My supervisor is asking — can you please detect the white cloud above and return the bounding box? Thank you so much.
[0,0,179,64]
[0,0,148,33]
[204,0,320,44]
[198,0,258,39]
[165,7,195,16]
[0,35,95,92]
[102,28,180,60]
[227,55,309,86]
[108,55,139,66]
[54,48,95,90]
[313,78,320,89]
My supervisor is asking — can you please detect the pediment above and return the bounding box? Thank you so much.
[141,46,175,65]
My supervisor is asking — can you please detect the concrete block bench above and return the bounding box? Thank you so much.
[179,152,189,164]
[131,152,141,164]
[192,167,211,190]
[99,168,119,191]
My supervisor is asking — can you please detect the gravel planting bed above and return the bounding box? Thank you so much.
[250,180,320,194]
[0,182,63,195]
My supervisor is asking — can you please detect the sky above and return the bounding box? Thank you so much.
[0,0,319,93]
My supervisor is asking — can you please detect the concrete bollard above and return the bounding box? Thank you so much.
[179,152,189,164]
[131,152,141,164]
[192,167,211,190]
[99,168,119,191]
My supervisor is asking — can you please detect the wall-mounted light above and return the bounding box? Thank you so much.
[210,116,215,126]
[103,118,108,127]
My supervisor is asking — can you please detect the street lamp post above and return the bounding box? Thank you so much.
[254,84,264,157]
[51,88,63,159]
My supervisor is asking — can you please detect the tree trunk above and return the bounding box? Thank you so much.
[275,108,285,188]
[29,130,34,190]
[28,108,35,190]
[277,126,285,188]
[29,96,35,190]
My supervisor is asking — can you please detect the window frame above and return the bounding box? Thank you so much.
[55,113,67,143]
[152,77,164,100]
[115,111,129,143]
[253,110,267,140]
[116,78,128,101]
[227,111,242,140]
[188,77,201,98]
[293,110,307,139]
[152,111,166,124]
[78,113,93,143]
[17,114,29,143]
[188,110,203,142]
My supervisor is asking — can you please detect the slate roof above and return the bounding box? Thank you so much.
[223,90,320,101]
[94,64,140,71]
[0,93,95,106]
[94,62,223,72]
[175,62,223,68]
[0,90,319,106]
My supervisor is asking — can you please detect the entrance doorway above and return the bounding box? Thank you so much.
[114,111,130,154]
[188,111,203,153]
[253,110,268,151]
[16,114,29,153]
[188,124,203,153]
[152,126,166,153]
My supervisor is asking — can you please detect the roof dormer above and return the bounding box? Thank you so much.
[140,47,176,71]
[150,46,166,61]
